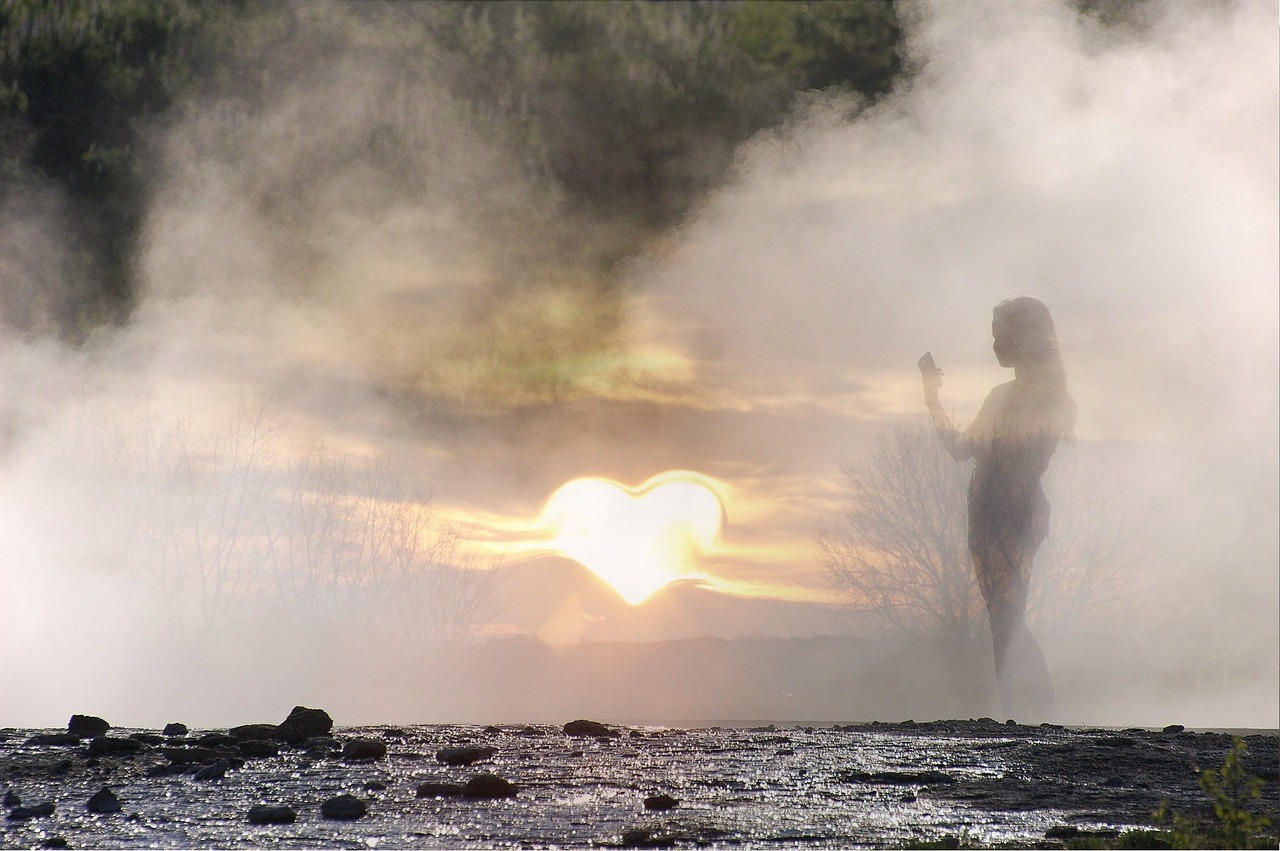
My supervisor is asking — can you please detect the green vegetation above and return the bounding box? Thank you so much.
[1152,737,1276,850]
[0,0,903,339]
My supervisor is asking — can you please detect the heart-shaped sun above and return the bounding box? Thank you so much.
[540,471,728,604]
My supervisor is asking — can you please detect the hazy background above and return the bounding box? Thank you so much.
[0,0,1275,729]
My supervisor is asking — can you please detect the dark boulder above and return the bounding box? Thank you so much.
[162,723,188,737]
[247,804,297,825]
[88,736,146,757]
[342,738,387,762]
[320,794,367,820]
[40,837,68,849]
[1162,724,1185,735]
[278,706,333,745]
[416,781,464,798]
[7,802,55,820]
[87,787,122,814]
[644,793,679,811]
[303,736,341,752]
[436,746,496,766]
[193,761,230,781]
[3,789,19,808]
[163,746,219,765]
[461,774,517,799]
[68,715,110,737]
[564,719,621,738]
[229,724,279,741]
[237,740,280,759]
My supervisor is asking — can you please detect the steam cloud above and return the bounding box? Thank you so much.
[0,0,1274,728]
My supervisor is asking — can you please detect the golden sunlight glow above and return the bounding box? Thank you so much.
[540,471,727,605]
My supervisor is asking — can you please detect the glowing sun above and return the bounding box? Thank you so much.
[540,471,728,605]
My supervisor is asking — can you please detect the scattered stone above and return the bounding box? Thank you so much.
[303,736,341,752]
[364,781,387,792]
[278,706,333,745]
[162,723,188,737]
[229,724,279,741]
[436,746,496,766]
[320,794,367,820]
[163,746,219,765]
[1104,776,1125,788]
[1045,825,1080,840]
[198,734,237,748]
[842,770,956,786]
[248,804,297,825]
[482,726,502,735]
[342,738,387,761]
[564,720,621,738]
[416,781,465,798]
[643,793,679,811]
[7,801,56,820]
[1162,724,1185,735]
[40,837,69,849]
[237,740,280,759]
[88,736,145,757]
[461,773,517,799]
[129,733,164,746]
[87,787,122,814]
[193,761,230,781]
[621,828,674,849]
[3,789,19,808]
[1096,736,1137,748]
[68,714,110,738]
[25,733,80,746]
[382,728,409,738]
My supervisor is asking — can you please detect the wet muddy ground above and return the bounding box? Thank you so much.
[2,718,1276,849]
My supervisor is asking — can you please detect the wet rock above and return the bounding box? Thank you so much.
[461,773,517,799]
[88,736,145,757]
[643,793,679,811]
[87,787,122,814]
[40,837,68,849]
[621,828,675,849]
[342,738,387,761]
[320,794,367,820]
[162,722,188,737]
[7,801,55,820]
[364,781,387,792]
[436,746,496,766]
[842,770,956,785]
[163,746,219,765]
[129,732,164,746]
[229,723,279,741]
[278,706,333,745]
[382,728,409,738]
[198,734,237,748]
[1096,736,1137,748]
[1162,724,1185,735]
[564,719,621,738]
[237,740,280,759]
[193,760,230,781]
[483,725,502,735]
[248,804,297,825]
[303,736,341,752]
[2,789,19,808]
[417,781,465,798]
[68,714,110,738]
[25,733,80,746]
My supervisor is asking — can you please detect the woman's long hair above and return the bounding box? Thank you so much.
[994,296,1077,443]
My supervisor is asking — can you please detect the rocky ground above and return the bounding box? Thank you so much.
[1,710,1276,849]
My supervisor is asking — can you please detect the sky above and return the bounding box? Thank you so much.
[0,0,1276,728]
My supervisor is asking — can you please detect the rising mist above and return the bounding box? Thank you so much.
[0,0,1274,729]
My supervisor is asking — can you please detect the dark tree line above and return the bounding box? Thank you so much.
[1,0,903,339]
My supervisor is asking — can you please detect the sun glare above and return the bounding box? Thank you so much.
[540,471,728,605]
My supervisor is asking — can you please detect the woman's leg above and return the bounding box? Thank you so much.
[973,546,1056,721]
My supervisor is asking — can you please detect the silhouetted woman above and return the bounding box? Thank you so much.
[919,296,1075,720]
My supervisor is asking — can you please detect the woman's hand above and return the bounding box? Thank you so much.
[918,352,943,400]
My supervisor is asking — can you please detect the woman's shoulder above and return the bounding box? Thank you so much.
[984,380,1018,402]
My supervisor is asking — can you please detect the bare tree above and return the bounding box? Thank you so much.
[817,421,1149,642]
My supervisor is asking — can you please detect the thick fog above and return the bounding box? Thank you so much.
[0,0,1275,729]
